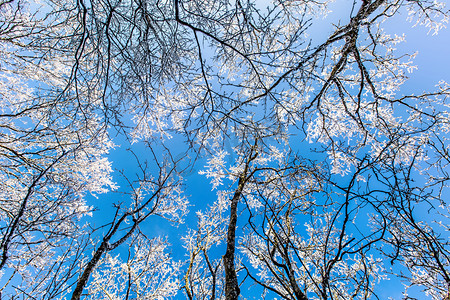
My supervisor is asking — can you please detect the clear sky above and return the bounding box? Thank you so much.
[83,1,450,298]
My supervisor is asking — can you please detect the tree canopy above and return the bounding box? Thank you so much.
[0,0,450,299]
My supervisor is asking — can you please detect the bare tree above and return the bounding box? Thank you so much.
[1,0,450,299]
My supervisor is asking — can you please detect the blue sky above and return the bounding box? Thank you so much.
[82,1,450,298]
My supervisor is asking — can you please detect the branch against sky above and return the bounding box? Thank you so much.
[0,0,449,299]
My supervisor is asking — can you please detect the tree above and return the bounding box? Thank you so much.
[0,1,117,295]
[0,0,450,299]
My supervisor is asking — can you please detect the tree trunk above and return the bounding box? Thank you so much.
[223,180,242,300]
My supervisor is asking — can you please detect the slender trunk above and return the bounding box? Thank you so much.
[283,248,308,300]
[71,241,108,300]
[223,176,244,300]
[223,142,258,299]
[71,213,139,300]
